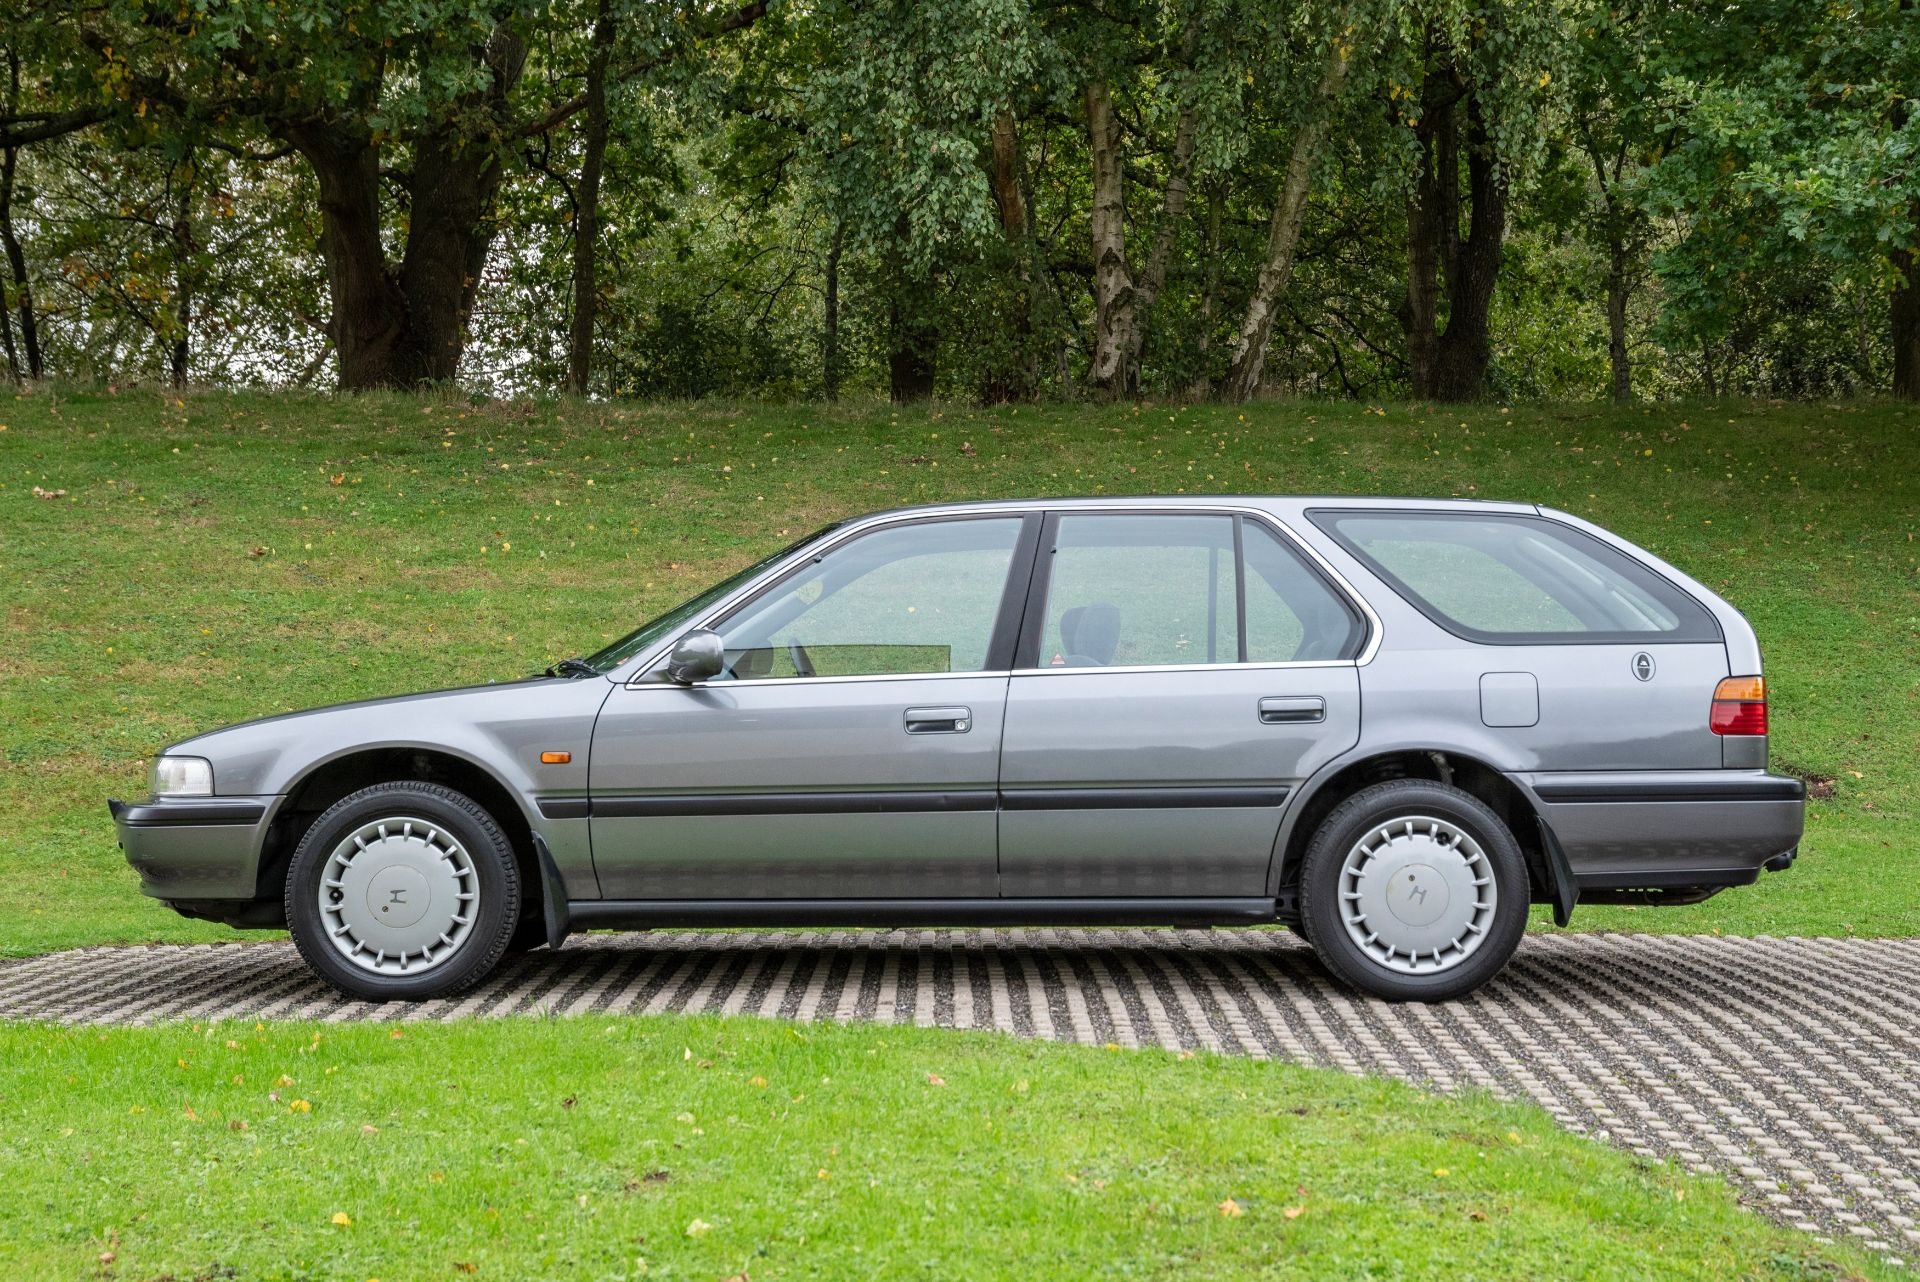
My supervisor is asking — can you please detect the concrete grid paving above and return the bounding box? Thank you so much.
[3,929,1917,1261]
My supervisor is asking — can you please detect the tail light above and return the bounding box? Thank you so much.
[1709,675,1767,736]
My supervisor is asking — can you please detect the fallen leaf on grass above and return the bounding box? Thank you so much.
[685,1218,713,1237]
[1218,1198,1245,1218]
[330,1212,353,1227]
[1283,1205,1305,1220]
[926,1072,946,1087]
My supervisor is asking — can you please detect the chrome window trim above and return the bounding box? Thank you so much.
[616,502,1382,688]
[1010,659,1359,678]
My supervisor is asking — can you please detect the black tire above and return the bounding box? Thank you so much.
[1297,778,1528,1002]
[285,781,521,1001]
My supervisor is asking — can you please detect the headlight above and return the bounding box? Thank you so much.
[153,755,215,797]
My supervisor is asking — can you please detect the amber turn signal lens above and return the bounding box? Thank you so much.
[1709,676,1767,736]
[539,751,572,764]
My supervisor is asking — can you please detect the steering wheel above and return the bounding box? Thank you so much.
[787,639,817,678]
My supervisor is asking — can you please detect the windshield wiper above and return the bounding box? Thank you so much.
[546,656,600,679]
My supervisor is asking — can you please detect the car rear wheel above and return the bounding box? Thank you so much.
[286,781,520,1001]
[1297,779,1528,1002]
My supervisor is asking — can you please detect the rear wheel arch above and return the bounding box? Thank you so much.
[263,747,542,935]
[1272,748,1547,907]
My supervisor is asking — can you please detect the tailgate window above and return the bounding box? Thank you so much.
[1309,511,1719,645]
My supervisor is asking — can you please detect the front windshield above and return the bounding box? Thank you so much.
[582,523,844,674]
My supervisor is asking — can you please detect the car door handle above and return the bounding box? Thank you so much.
[905,706,971,734]
[1258,696,1325,724]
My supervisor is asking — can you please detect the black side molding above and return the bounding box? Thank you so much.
[566,897,1277,931]
[999,786,1289,811]
[1533,776,1805,804]
[538,786,1289,821]
[108,798,268,827]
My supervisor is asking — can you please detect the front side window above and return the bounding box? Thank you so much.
[1309,510,1719,644]
[710,517,1024,679]
[1033,513,1363,668]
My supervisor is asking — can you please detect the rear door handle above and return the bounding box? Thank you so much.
[905,706,972,734]
[1258,696,1325,724]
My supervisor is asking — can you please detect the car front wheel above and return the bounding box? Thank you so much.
[1297,779,1528,1002]
[286,781,521,1001]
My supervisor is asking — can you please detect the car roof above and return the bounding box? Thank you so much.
[848,494,1540,521]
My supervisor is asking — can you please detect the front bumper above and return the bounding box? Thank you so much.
[1510,769,1805,892]
[110,795,277,901]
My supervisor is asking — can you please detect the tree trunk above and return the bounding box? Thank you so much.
[168,155,195,388]
[888,294,937,401]
[1121,103,1198,393]
[566,0,614,396]
[0,50,40,380]
[1085,80,1134,396]
[0,141,19,382]
[1605,237,1631,403]
[823,219,843,401]
[1221,43,1349,403]
[1190,179,1227,398]
[285,28,523,391]
[981,111,1036,402]
[1895,198,1920,399]
[889,210,937,402]
[293,128,412,390]
[1401,33,1506,403]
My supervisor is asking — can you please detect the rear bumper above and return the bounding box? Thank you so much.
[1508,770,1804,890]
[109,795,276,901]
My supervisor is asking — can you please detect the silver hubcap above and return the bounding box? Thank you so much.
[318,816,478,976]
[1338,814,1497,976]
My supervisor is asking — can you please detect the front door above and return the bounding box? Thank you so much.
[998,511,1366,898]
[587,513,1037,900]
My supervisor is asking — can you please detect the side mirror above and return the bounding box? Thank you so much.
[664,629,725,684]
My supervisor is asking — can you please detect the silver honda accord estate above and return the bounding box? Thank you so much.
[111,497,1804,1002]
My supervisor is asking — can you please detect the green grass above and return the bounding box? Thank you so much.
[1,389,1916,955]
[0,1014,1897,1281]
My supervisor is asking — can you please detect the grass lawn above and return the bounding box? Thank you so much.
[0,1013,1900,1281]
[1,388,1915,954]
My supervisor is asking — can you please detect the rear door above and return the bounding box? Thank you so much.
[997,510,1367,898]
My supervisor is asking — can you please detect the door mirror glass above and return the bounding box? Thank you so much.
[664,629,726,684]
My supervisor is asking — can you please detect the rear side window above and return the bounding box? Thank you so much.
[1308,510,1719,645]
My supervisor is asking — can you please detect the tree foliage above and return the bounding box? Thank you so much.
[0,0,1913,400]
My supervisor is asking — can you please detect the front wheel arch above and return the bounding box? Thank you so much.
[266,747,543,940]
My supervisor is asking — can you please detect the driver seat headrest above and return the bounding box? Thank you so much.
[1058,601,1121,665]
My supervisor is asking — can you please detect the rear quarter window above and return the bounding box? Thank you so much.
[1308,510,1719,645]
